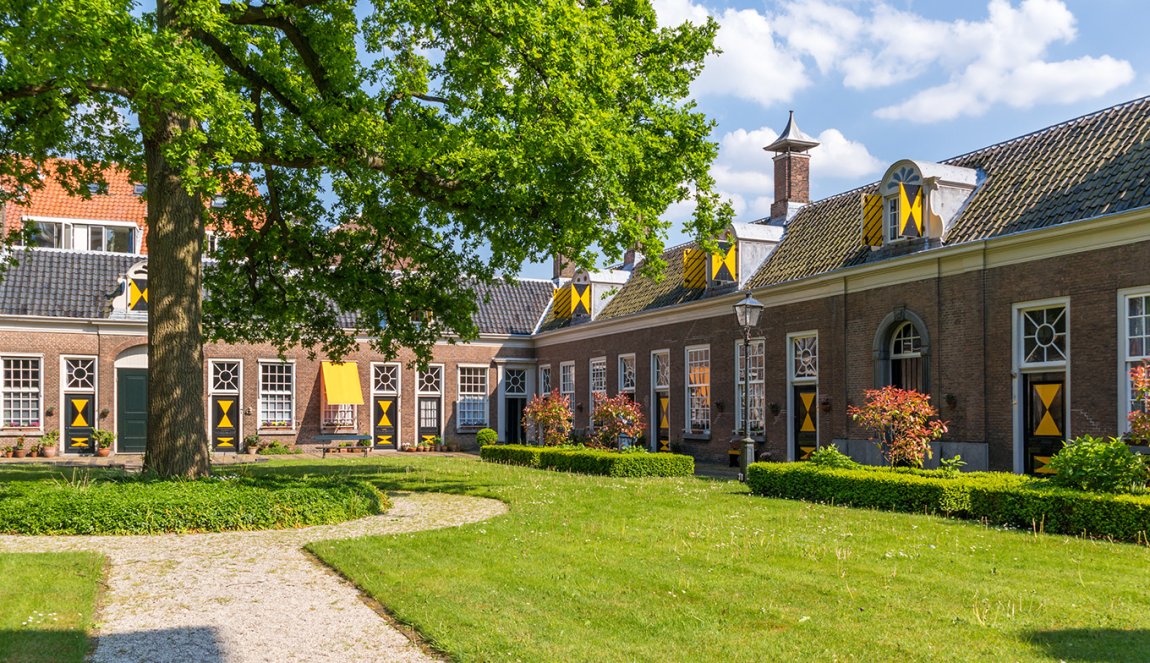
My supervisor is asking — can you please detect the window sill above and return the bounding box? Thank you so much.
[457,425,488,433]
[682,432,711,442]
[257,428,296,436]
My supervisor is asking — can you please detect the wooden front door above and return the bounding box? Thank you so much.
[653,389,670,452]
[373,397,397,449]
[418,397,441,445]
[1024,373,1065,475]
[211,395,240,452]
[792,385,817,461]
[64,393,95,454]
[116,368,148,453]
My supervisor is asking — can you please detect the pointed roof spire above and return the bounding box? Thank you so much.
[764,111,819,153]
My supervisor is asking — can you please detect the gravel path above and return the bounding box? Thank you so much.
[0,492,508,662]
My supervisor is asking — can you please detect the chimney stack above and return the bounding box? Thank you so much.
[553,254,577,283]
[764,111,819,223]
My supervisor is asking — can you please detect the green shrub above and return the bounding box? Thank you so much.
[808,444,859,470]
[476,428,499,446]
[258,440,301,455]
[746,462,1150,541]
[0,474,386,535]
[1048,435,1148,493]
[480,445,545,467]
[481,445,693,477]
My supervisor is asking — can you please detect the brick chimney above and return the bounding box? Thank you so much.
[764,111,819,223]
[553,254,577,283]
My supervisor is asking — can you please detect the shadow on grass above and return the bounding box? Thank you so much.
[0,628,90,663]
[1026,628,1150,662]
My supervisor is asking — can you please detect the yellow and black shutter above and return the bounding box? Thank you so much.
[710,242,737,282]
[572,283,592,316]
[898,183,923,238]
[861,193,883,246]
[683,248,706,289]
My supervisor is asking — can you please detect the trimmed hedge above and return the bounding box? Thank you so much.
[0,474,387,535]
[746,462,1150,541]
[481,445,694,477]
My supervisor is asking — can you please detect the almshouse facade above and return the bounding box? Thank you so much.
[2,98,1149,472]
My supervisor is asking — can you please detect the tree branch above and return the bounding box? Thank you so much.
[194,29,306,117]
[223,0,328,26]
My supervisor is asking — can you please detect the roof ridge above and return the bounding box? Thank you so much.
[942,95,1150,164]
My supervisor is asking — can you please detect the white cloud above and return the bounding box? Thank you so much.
[808,129,883,179]
[652,0,809,107]
[657,0,1135,122]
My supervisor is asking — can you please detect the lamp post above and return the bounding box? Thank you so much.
[733,291,764,481]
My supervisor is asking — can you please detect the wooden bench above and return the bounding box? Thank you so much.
[314,434,373,458]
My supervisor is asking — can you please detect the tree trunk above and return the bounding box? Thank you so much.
[141,111,211,478]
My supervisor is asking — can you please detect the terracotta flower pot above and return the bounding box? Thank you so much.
[13,449,26,458]
[41,446,57,458]
[96,448,111,457]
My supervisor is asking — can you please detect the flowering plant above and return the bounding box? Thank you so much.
[1127,360,1150,443]
[522,390,573,446]
[590,392,645,449]
[848,386,948,468]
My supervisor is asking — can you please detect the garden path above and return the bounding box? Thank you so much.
[0,492,507,662]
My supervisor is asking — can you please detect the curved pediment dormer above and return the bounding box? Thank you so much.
[862,160,980,248]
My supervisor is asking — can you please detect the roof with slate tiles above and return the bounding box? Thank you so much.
[0,249,554,336]
[748,96,1150,288]
[473,279,555,336]
[0,249,139,318]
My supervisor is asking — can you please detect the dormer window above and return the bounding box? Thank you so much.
[864,160,979,249]
[21,219,137,253]
[133,183,146,196]
[87,182,108,195]
[883,165,923,242]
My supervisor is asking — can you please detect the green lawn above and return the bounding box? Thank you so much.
[0,552,105,663]
[238,456,1149,662]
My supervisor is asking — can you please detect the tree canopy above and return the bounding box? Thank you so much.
[0,0,729,476]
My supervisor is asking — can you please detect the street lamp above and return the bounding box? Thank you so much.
[733,291,764,481]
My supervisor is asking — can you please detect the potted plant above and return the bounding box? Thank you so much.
[92,429,114,457]
[39,430,59,458]
[243,434,261,454]
[28,442,42,458]
[12,436,26,458]
[1,445,11,458]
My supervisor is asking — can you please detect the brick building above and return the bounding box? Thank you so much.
[1,98,1149,471]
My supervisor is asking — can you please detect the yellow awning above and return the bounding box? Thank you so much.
[321,361,364,405]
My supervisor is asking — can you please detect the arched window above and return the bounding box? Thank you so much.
[872,309,930,393]
[889,322,923,392]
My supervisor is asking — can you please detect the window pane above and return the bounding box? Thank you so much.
[106,226,133,253]
[89,225,103,251]
[65,358,96,391]
[687,347,710,434]
[3,358,41,427]
[259,363,293,427]
[29,221,63,248]
[373,364,399,394]
[505,369,527,395]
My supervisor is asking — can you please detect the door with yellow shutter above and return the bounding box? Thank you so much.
[1023,373,1065,476]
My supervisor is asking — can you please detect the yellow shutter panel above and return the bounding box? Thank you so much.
[683,248,706,288]
[573,283,592,316]
[552,285,572,319]
[861,193,883,246]
[321,361,364,405]
[710,243,737,282]
[898,183,923,238]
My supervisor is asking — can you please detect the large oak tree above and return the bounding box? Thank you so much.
[0,0,729,477]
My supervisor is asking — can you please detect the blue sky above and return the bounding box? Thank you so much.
[518,0,1150,279]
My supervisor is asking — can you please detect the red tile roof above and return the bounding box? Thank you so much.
[3,160,149,253]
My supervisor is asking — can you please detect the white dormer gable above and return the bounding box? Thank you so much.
[867,160,979,246]
[729,222,783,288]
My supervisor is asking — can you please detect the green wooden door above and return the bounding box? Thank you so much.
[117,368,148,453]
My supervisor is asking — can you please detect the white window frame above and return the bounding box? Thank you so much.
[618,354,636,395]
[650,349,671,451]
[61,355,98,393]
[1118,287,1150,435]
[417,364,444,438]
[2,354,43,432]
[734,338,765,435]
[21,215,139,254]
[787,332,818,462]
[589,357,607,426]
[257,360,296,431]
[1011,297,1071,473]
[371,362,402,445]
[208,359,242,395]
[456,365,490,430]
[652,349,670,390]
[685,345,710,436]
[559,361,575,414]
[538,364,552,395]
[885,196,900,242]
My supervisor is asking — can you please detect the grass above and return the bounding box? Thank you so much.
[237,455,1150,662]
[0,552,105,663]
[3,458,1149,661]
